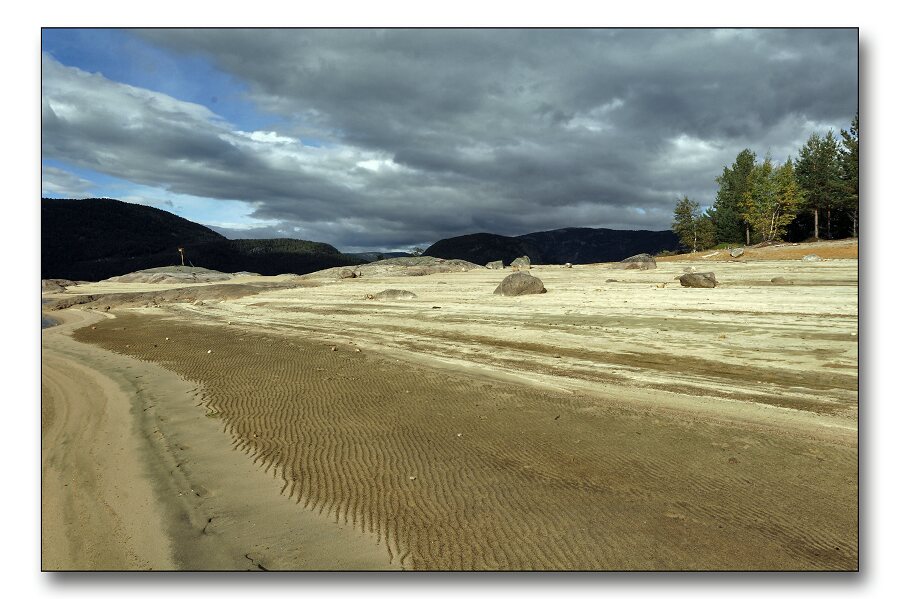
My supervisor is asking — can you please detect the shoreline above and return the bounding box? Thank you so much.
[41,309,395,570]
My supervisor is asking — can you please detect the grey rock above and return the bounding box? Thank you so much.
[338,268,357,279]
[369,289,418,300]
[679,272,718,288]
[493,272,547,296]
[616,253,656,270]
[486,260,504,270]
[104,266,235,284]
[511,256,531,270]
[730,248,745,258]
[770,276,793,285]
[802,254,822,262]
[564,263,573,268]
[303,257,483,279]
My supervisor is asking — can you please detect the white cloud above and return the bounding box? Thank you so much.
[566,98,624,133]
[665,133,724,167]
[236,130,298,144]
[355,157,402,173]
[41,164,94,197]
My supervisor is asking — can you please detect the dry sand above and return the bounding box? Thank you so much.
[657,238,859,262]
[43,248,858,570]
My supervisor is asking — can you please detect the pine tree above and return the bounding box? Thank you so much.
[796,131,842,240]
[711,149,756,245]
[839,113,859,237]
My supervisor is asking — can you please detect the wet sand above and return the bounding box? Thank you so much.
[53,256,858,570]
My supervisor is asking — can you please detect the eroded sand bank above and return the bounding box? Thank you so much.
[48,255,858,570]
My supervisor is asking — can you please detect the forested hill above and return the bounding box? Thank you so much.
[41,198,363,280]
[424,227,679,265]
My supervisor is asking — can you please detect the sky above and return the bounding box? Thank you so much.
[40,28,858,252]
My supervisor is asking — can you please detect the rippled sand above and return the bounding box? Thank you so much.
[62,256,858,570]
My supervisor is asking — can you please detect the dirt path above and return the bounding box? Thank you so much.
[41,310,176,570]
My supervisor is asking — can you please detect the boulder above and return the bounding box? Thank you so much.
[511,256,531,270]
[369,289,418,300]
[683,266,696,273]
[493,272,547,296]
[338,268,358,279]
[770,276,793,285]
[730,248,745,258]
[679,272,718,288]
[564,263,573,268]
[486,260,504,270]
[616,253,656,270]
[802,254,822,262]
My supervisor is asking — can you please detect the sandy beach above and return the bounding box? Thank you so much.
[42,251,858,570]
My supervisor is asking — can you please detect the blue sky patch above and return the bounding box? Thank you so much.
[42,28,277,132]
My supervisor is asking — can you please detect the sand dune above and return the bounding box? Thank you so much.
[51,254,858,570]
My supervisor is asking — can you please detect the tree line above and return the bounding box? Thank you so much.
[672,113,858,252]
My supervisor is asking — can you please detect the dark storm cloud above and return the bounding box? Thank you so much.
[42,29,858,250]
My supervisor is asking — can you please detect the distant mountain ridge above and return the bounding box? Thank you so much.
[42,198,363,280]
[346,251,413,262]
[423,227,679,265]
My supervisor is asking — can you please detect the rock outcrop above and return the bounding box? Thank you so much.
[679,272,718,288]
[45,281,300,311]
[104,266,236,284]
[304,257,483,279]
[493,272,546,296]
[41,279,78,293]
[616,253,656,270]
